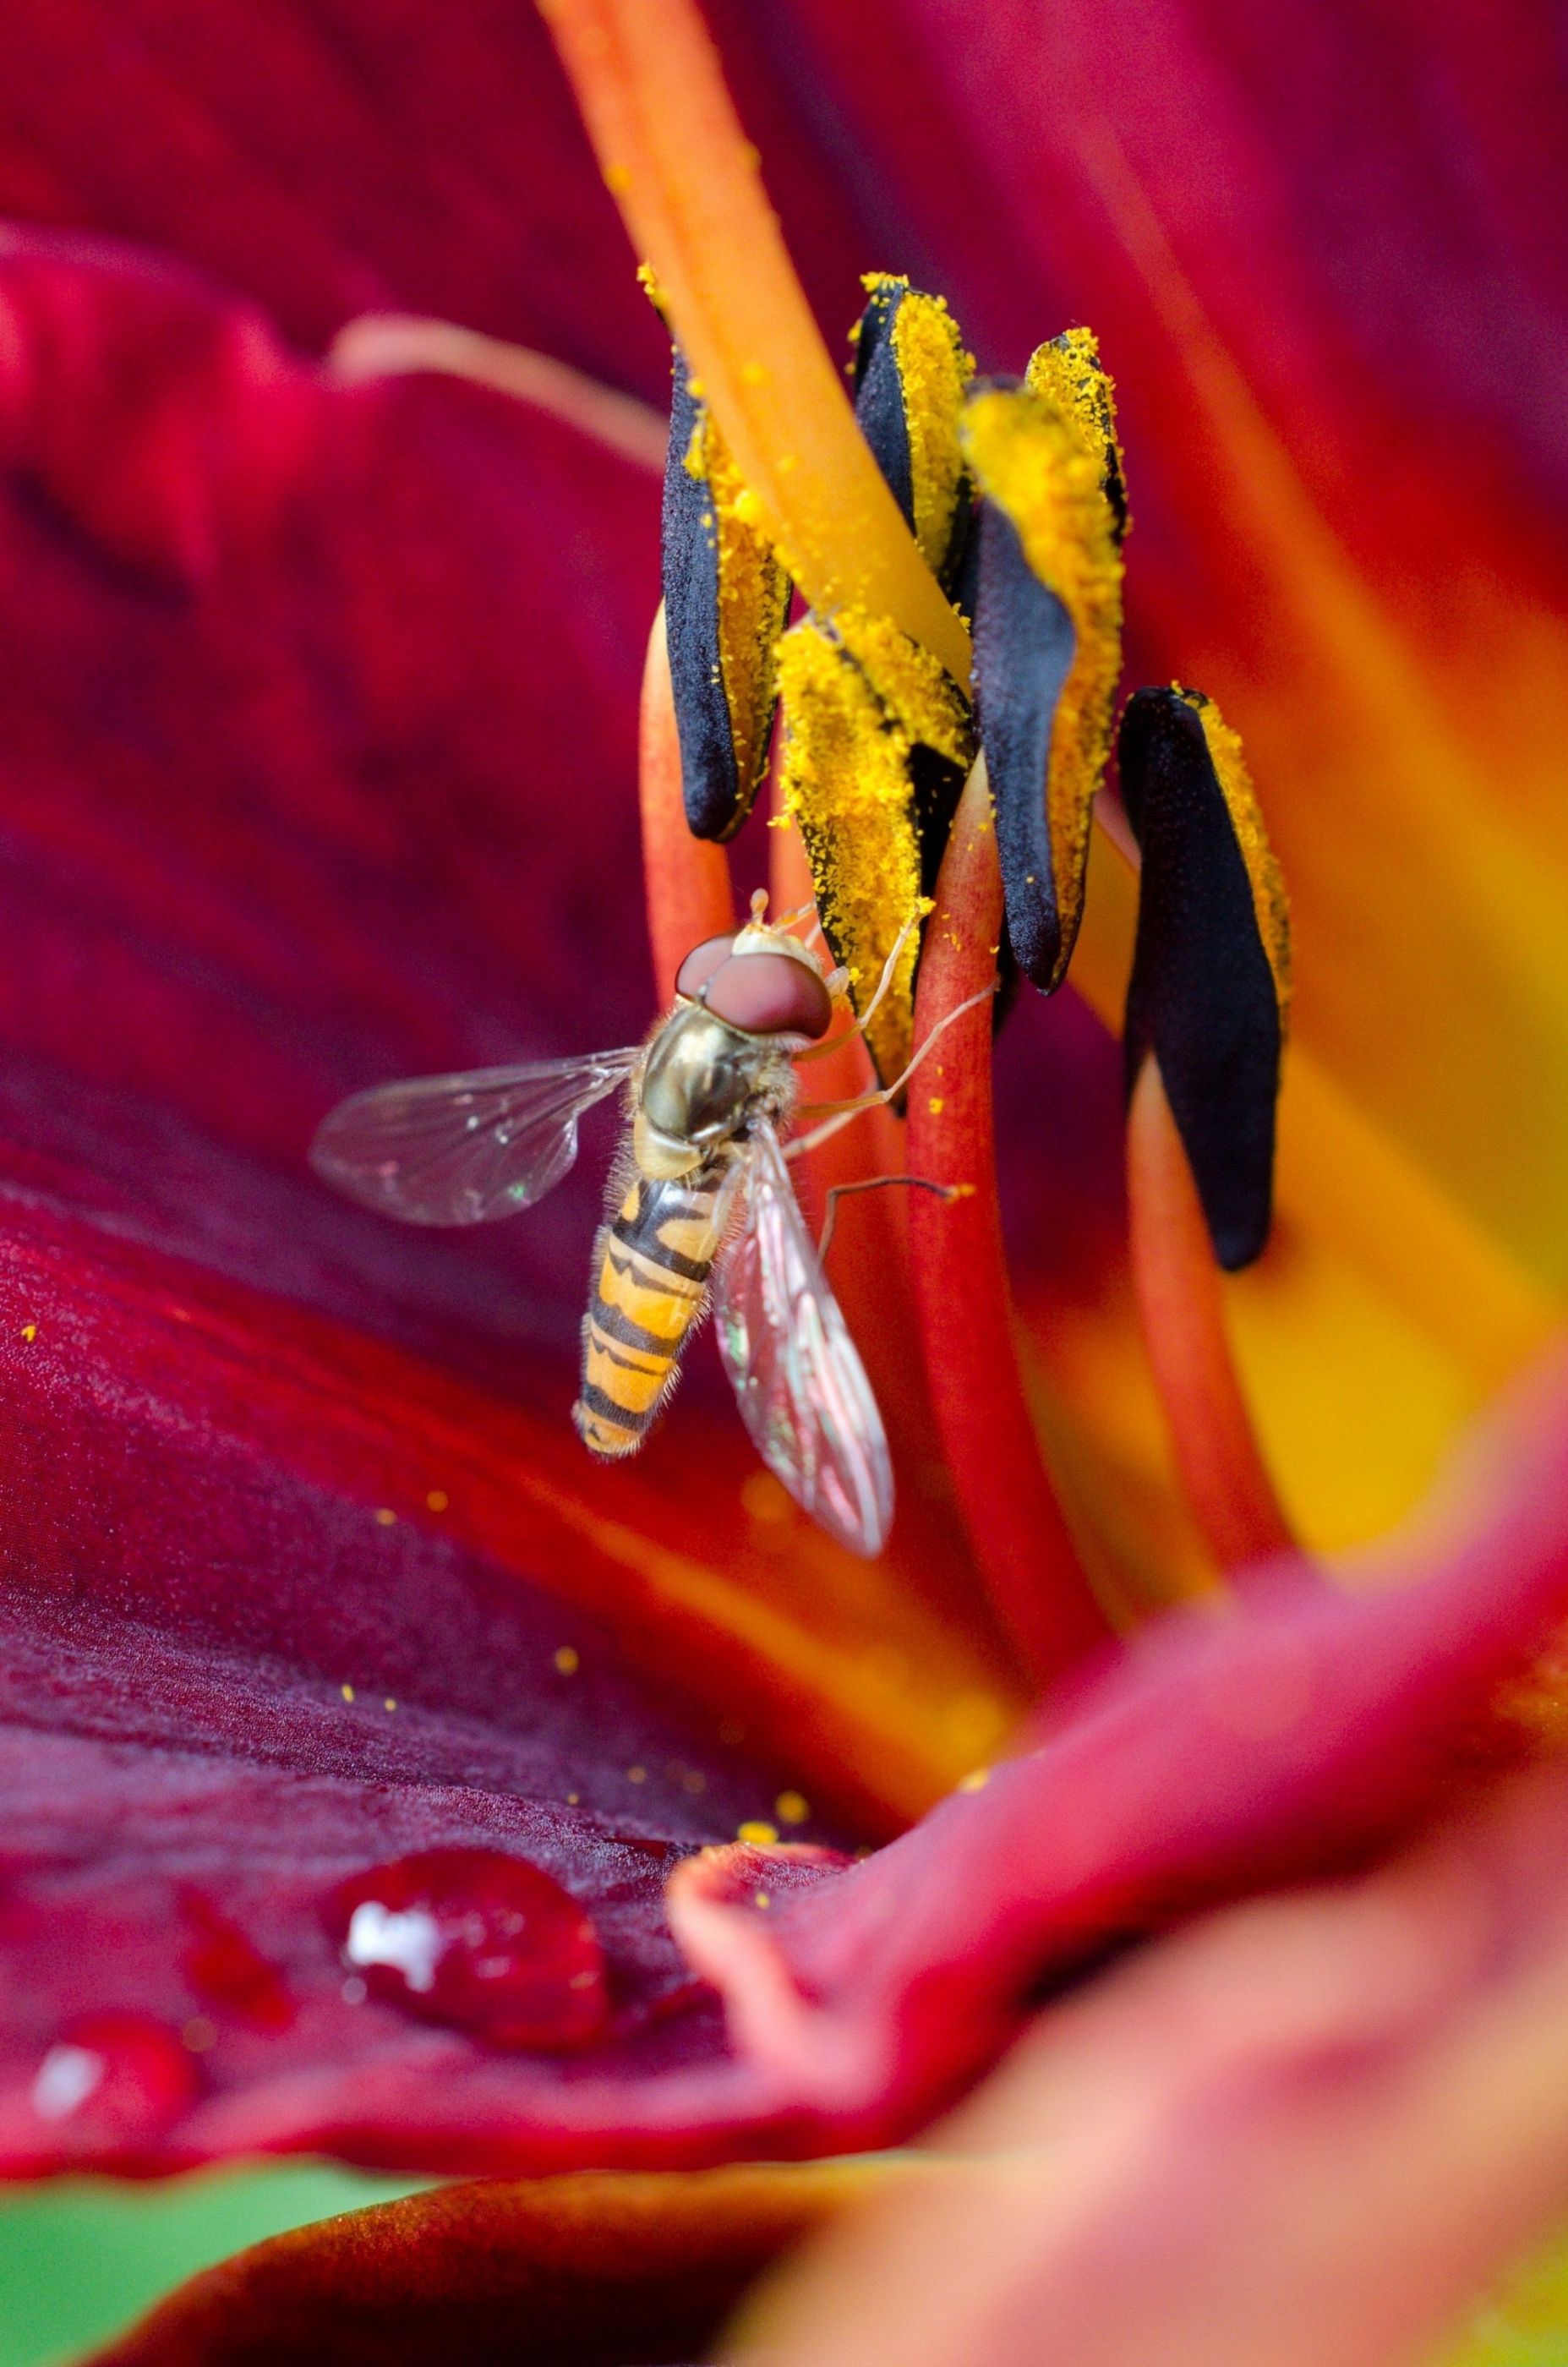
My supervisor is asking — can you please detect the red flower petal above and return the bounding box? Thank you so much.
[669,1347,1568,2141]
[83,2162,882,2367]
[0,3,894,402]
[0,230,658,1367]
[736,1759,1568,2367]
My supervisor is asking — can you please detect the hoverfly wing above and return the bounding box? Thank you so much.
[310,1050,639,1226]
[713,1120,893,1557]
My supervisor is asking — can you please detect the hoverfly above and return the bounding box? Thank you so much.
[311,897,984,1557]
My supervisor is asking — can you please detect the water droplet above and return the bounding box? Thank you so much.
[179,1890,294,2031]
[329,1848,608,2050]
[30,2013,197,2140]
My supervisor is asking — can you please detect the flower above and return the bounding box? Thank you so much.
[0,2,1565,2362]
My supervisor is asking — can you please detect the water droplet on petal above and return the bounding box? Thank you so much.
[30,2013,197,2140]
[329,1848,608,2050]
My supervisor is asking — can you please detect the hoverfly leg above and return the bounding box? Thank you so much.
[787,978,997,1158]
[817,1173,971,1264]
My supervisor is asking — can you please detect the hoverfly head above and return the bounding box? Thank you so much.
[673,893,834,1041]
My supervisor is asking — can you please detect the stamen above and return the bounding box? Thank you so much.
[1128,1056,1298,1575]
[540,0,970,684]
[963,369,1124,992]
[638,605,734,997]
[851,276,974,582]
[775,610,968,1084]
[1119,686,1288,1268]
[656,328,790,839]
[1118,685,1298,1577]
[908,757,1113,1684]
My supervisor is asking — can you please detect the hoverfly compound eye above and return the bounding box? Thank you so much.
[702,951,833,1039]
[675,934,740,1001]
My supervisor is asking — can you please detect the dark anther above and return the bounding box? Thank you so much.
[1119,686,1288,1270]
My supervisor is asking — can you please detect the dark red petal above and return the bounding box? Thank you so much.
[0,1186,864,2178]
[0,231,659,1372]
[82,2162,882,2367]
[0,3,893,399]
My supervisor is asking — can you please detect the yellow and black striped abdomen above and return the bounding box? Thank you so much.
[573,1165,728,1458]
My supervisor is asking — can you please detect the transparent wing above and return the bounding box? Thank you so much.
[309,1049,638,1225]
[713,1120,893,1557]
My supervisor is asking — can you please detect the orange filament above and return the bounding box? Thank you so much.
[639,604,735,997]
[1128,1055,1298,1577]
[769,794,983,1617]
[539,0,971,685]
[908,760,1113,1684]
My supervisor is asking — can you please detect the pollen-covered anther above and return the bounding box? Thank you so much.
[851,275,975,587]
[962,350,1126,992]
[1120,684,1292,1270]
[657,330,790,841]
[775,607,970,1084]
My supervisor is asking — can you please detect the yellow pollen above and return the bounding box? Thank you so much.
[373,1507,396,1528]
[957,1767,992,1793]
[340,1684,355,1704]
[754,1890,772,1909]
[774,1790,810,1825]
[383,1697,397,1714]
[860,274,974,577]
[927,1096,945,1116]
[566,1791,581,1807]
[19,1323,36,1343]
[424,1488,449,1513]
[777,607,964,1080]
[1177,684,1292,1029]
[554,1645,581,1675]
[737,1819,779,1846]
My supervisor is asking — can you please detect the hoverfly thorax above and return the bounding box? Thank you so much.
[633,1005,779,1177]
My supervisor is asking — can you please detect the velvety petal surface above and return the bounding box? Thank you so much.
[84,2162,887,2367]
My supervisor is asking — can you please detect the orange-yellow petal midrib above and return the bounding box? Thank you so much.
[539,0,971,686]
[1069,122,1568,1288]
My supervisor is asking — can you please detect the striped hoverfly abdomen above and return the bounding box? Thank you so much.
[573,1160,733,1457]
